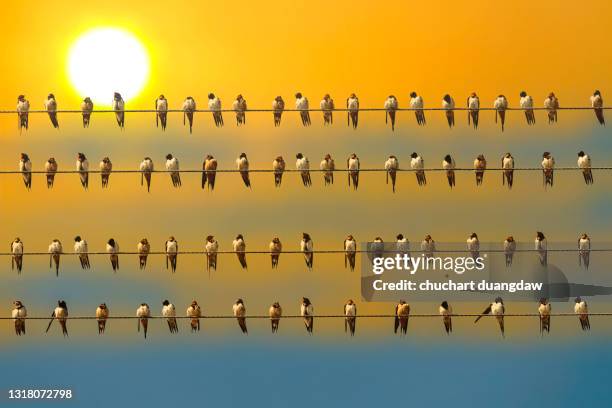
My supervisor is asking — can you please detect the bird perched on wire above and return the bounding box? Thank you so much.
[137,238,150,269]
[347,153,360,190]
[233,94,247,126]
[232,234,248,269]
[439,301,452,334]
[538,298,551,335]
[320,154,335,185]
[44,158,58,188]
[162,300,179,334]
[474,297,505,337]
[19,153,32,190]
[578,233,591,269]
[272,156,286,187]
[233,299,248,334]
[342,234,357,271]
[467,233,480,260]
[396,234,410,259]
[344,299,356,336]
[208,93,223,127]
[410,152,426,186]
[46,300,68,336]
[155,94,169,130]
[493,95,509,131]
[501,153,514,189]
[182,96,196,133]
[467,92,480,129]
[76,153,89,190]
[139,157,154,192]
[106,239,120,272]
[99,157,112,188]
[544,92,559,124]
[295,92,311,126]
[301,233,314,270]
[409,92,425,125]
[574,297,590,331]
[474,154,486,186]
[442,154,456,188]
[296,153,311,187]
[205,235,219,275]
[420,235,436,258]
[272,96,285,126]
[136,303,151,338]
[442,94,455,128]
[394,300,410,335]
[503,236,516,267]
[347,93,359,129]
[11,238,23,274]
[269,237,282,268]
[577,151,593,185]
[202,155,218,190]
[236,153,251,188]
[541,152,555,188]
[320,94,335,125]
[535,231,547,266]
[384,95,398,130]
[269,302,282,333]
[186,300,201,332]
[44,93,59,128]
[96,303,109,334]
[165,236,178,273]
[17,95,30,132]
[81,97,93,128]
[590,90,605,126]
[384,155,399,192]
[165,154,181,187]
[301,297,314,335]
[112,92,125,129]
[12,300,27,336]
[74,236,90,269]
[48,239,63,276]
[519,91,535,125]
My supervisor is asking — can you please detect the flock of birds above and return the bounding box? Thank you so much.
[9,296,592,338]
[8,232,593,275]
[11,90,607,131]
[13,150,595,192]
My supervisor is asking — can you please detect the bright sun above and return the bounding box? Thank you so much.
[68,28,149,106]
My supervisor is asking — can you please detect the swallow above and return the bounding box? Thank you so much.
[467,233,480,260]
[370,237,385,261]
[96,303,109,334]
[578,233,591,269]
[503,236,516,267]
[574,297,590,331]
[269,302,282,333]
[205,235,219,275]
[138,238,150,269]
[320,94,335,125]
[165,154,181,187]
[17,95,30,132]
[99,157,112,188]
[81,97,93,127]
[442,94,455,128]
[396,234,410,259]
[162,300,179,333]
[442,154,456,188]
[320,154,335,185]
[347,153,360,189]
[272,96,285,126]
[76,153,89,189]
[106,239,120,272]
[233,234,248,269]
[384,95,398,130]
[19,153,32,189]
[139,157,154,192]
[577,151,593,185]
[344,299,357,336]
[46,300,68,336]
[155,94,168,130]
[301,297,314,334]
[186,300,201,332]
[541,152,555,188]
[45,158,58,188]
[535,231,547,266]
[48,239,63,276]
[12,300,27,335]
[347,93,359,129]
[394,300,410,335]
[493,95,509,131]
[136,303,151,338]
[44,93,59,128]
[202,155,218,190]
[544,92,559,124]
[112,92,125,129]
[590,90,605,125]
[233,94,247,126]
[233,299,248,334]
[74,236,90,269]
[296,153,312,186]
[467,92,480,129]
[439,301,452,334]
[272,156,286,187]
[236,153,250,188]
[344,235,357,271]
[208,93,223,127]
[301,233,314,270]
[474,154,487,186]
[269,237,282,268]
[538,298,551,335]
[165,236,178,273]
[295,92,311,126]
[410,152,426,186]
[409,92,425,125]
[182,96,196,133]
[519,91,535,125]
[420,235,436,258]
[501,153,514,189]
[474,297,505,337]
[383,155,399,192]
[11,238,23,274]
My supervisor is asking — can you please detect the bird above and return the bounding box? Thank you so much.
[474,154,487,186]
[202,155,218,190]
[106,239,120,272]
[295,92,311,126]
[394,300,410,335]
[320,94,335,125]
[344,235,357,271]
[442,94,455,128]
[12,300,27,335]
[236,153,251,188]
[442,154,456,188]
[503,236,516,267]
[409,91,425,125]
[384,95,399,131]
[45,158,58,188]
[208,93,223,127]
[165,236,178,273]
[205,235,219,275]
[99,157,112,188]
[46,300,68,336]
[155,94,169,130]
[233,94,247,126]
[370,237,385,260]
[467,92,480,129]
[269,302,282,333]
[544,92,559,124]
[384,155,399,192]
[467,233,480,260]
[233,299,248,334]
[493,95,509,131]
[396,234,410,258]
[474,297,505,337]
[162,300,179,333]
[535,232,547,266]
[439,301,452,334]
[17,95,30,132]
[165,154,181,187]
[502,153,514,189]
[74,236,90,269]
[272,96,285,126]
[541,152,555,188]
[139,157,154,192]
[538,298,551,335]
[136,303,151,338]
[320,154,335,185]
[410,152,426,186]
[578,233,591,269]
[186,300,201,332]
[574,297,590,331]
[577,151,593,185]
[232,234,248,269]
[112,92,125,129]
[182,96,196,133]
[96,303,109,334]
[11,238,24,274]
[48,239,62,276]
[19,153,32,189]
[269,237,282,268]
[81,97,93,128]
[44,93,59,128]
[344,299,357,336]
[296,153,312,186]
[347,153,360,189]
[76,153,89,190]
[301,297,314,334]
[590,90,605,125]
[272,156,286,187]
[301,233,314,270]
[420,235,436,258]
[137,238,150,269]
[347,93,360,129]
[519,91,535,125]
